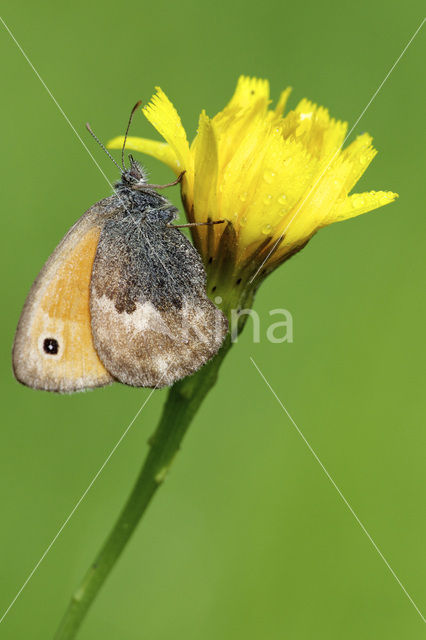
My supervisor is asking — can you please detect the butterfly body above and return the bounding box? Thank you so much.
[13,161,228,392]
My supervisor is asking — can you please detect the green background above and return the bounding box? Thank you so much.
[1,1,425,638]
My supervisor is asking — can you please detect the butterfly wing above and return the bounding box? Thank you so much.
[12,198,118,392]
[90,213,228,388]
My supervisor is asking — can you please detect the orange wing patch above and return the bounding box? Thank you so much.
[13,225,114,392]
[41,228,100,320]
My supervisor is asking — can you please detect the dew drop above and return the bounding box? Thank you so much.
[352,196,365,208]
[278,194,287,204]
[263,194,273,205]
[263,170,276,184]
[262,223,272,235]
[239,192,248,202]
[359,154,368,165]
[240,216,248,227]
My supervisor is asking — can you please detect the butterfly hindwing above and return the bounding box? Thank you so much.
[12,198,118,392]
[90,210,228,388]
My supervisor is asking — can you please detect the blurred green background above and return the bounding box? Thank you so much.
[1,1,425,638]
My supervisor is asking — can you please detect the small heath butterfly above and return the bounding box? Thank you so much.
[12,103,228,392]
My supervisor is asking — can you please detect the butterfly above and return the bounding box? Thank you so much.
[12,103,228,393]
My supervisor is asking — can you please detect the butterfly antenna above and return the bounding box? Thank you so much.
[122,100,142,170]
[86,123,123,173]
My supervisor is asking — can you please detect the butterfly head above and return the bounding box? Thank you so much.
[86,101,150,192]
[118,155,149,191]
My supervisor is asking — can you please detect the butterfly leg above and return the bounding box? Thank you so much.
[145,171,186,190]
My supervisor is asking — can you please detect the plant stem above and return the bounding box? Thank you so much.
[54,336,232,639]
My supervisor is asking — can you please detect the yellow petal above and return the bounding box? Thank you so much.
[142,88,193,174]
[331,190,398,221]
[237,132,318,247]
[224,75,270,112]
[107,136,180,173]
[218,117,275,238]
[282,100,347,161]
[209,77,271,175]
[339,133,377,194]
[190,111,220,255]
[193,111,219,222]
[273,87,292,118]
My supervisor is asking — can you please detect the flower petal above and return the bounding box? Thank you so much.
[331,190,398,221]
[142,88,193,174]
[210,76,271,173]
[107,136,180,173]
[192,111,219,222]
[273,87,292,118]
[190,111,220,255]
[282,100,347,161]
[339,134,377,194]
[224,75,270,112]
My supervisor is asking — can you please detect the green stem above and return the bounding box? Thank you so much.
[54,336,232,639]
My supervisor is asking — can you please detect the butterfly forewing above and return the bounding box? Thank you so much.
[12,199,117,392]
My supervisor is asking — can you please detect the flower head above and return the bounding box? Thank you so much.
[108,76,397,297]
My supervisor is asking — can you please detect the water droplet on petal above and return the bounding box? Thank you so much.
[379,194,390,206]
[263,171,276,184]
[278,194,287,204]
[359,154,368,165]
[263,194,273,205]
[240,216,247,227]
[239,192,248,202]
[262,223,272,235]
[352,196,365,208]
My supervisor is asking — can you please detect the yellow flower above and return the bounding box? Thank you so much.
[108,76,397,287]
